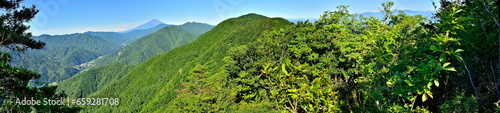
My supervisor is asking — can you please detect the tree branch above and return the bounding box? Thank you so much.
[459,53,480,103]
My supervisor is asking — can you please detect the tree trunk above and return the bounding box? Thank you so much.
[491,60,499,100]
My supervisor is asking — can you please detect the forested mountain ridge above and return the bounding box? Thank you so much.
[82,13,292,112]
[91,22,214,67]
[33,34,121,55]
[178,22,216,35]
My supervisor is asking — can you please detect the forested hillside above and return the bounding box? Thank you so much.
[178,22,216,35]
[1,34,121,85]
[57,63,136,98]
[92,23,213,67]
[55,22,213,100]
[80,0,500,112]
[82,13,291,112]
[34,34,120,55]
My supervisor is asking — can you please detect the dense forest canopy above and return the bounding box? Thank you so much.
[166,0,500,112]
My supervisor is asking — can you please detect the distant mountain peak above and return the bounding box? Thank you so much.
[121,19,168,33]
[145,19,165,25]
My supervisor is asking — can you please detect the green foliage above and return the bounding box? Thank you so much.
[0,0,44,51]
[93,25,203,66]
[364,0,499,112]
[261,60,341,112]
[224,1,498,112]
[1,1,79,111]
[441,89,478,112]
[2,34,122,85]
[52,0,500,112]
[57,62,135,98]
[81,13,290,112]
[34,34,121,55]
[177,22,215,35]
[174,64,221,112]
[1,83,81,112]
[495,101,500,113]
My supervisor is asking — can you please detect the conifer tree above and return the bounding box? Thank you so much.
[1,0,79,112]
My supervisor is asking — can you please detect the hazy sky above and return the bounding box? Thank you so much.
[21,0,439,35]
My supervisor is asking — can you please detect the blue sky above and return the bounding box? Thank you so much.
[21,0,439,35]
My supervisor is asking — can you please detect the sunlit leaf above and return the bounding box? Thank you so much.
[434,79,439,87]
[422,93,428,102]
[443,67,456,71]
[443,62,451,68]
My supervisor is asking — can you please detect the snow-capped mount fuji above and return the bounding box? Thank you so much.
[121,19,169,33]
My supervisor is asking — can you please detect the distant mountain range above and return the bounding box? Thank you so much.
[4,19,213,86]
[121,19,169,33]
[287,10,434,23]
[84,24,169,46]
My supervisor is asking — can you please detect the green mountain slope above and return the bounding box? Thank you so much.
[55,46,99,66]
[83,13,291,112]
[56,22,212,99]
[92,23,213,66]
[34,34,121,55]
[6,50,79,84]
[3,34,121,85]
[57,63,135,98]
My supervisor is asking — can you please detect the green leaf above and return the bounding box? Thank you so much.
[454,49,464,53]
[430,45,437,51]
[442,62,451,68]
[387,81,393,85]
[427,91,434,99]
[288,89,298,93]
[439,54,446,62]
[434,79,439,87]
[443,67,456,71]
[417,88,423,94]
[312,83,320,90]
[281,64,288,75]
[424,87,431,93]
[406,96,414,101]
[405,80,414,86]
[289,94,298,99]
[453,53,462,61]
